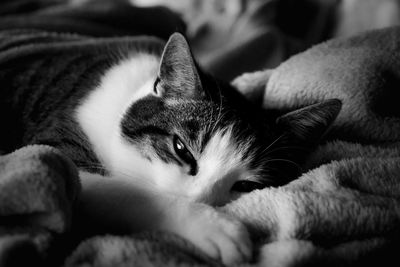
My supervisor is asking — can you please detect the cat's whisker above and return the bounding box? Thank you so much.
[258,145,308,159]
[261,158,303,171]
[205,104,215,138]
[256,162,303,186]
[261,134,285,153]
[77,164,107,171]
[253,140,285,161]
[210,79,225,135]
[77,163,158,188]
[252,144,309,171]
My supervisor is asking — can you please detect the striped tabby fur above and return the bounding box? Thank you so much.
[0,32,341,264]
[0,32,341,205]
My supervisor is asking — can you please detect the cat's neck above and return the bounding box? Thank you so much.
[76,53,159,172]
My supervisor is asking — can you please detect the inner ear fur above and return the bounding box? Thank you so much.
[158,32,202,98]
[276,99,342,143]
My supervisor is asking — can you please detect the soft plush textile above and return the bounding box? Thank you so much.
[69,26,400,266]
[2,0,400,266]
[2,26,400,266]
[230,26,400,266]
[234,27,400,143]
[0,0,185,39]
[0,145,79,266]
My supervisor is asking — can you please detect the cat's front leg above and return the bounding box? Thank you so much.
[77,171,252,265]
[159,199,253,265]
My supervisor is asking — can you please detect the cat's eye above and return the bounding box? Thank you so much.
[153,77,161,94]
[231,181,265,193]
[173,135,197,175]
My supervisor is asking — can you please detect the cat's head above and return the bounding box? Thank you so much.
[112,33,341,206]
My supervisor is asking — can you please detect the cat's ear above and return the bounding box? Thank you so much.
[276,99,342,143]
[156,32,202,98]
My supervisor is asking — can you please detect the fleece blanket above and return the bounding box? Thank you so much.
[0,145,80,266]
[69,26,400,266]
[2,26,400,267]
[2,1,400,267]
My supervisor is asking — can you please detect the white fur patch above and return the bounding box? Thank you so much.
[76,53,255,204]
[190,127,255,205]
[136,126,255,205]
[107,136,185,190]
[76,53,159,175]
[76,52,200,193]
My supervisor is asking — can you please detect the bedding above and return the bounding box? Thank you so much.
[2,0,400,266]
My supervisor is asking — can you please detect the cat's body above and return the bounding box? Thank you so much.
[0,35,163,169]
[0,32,341,264]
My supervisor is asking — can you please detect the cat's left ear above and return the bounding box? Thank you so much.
[276,99,342,144]
[156,32,202,98]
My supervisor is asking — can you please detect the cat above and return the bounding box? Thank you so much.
[0,32,341,264]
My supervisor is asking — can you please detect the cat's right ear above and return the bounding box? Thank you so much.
[155,33,202,98]
[276,99,342,144]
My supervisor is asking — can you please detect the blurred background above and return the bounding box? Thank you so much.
[2,0,400,81]
[127,0,400,81]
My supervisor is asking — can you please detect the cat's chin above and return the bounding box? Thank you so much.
[107,136,151,183]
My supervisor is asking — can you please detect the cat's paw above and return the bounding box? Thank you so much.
[168,202,252,265]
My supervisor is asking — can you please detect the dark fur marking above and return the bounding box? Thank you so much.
[123,125,169,139]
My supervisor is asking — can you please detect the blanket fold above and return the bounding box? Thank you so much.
[0,0,185,39]
[234,27,400,143]
[65,232,222,267]
[63,27,400,266]
[228,26,400,266]
[2,1,400,266]
[0,145,80,266]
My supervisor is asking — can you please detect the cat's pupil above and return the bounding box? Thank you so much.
[231,181,265,193]
[173,136,191,161]
[173,135,197,176]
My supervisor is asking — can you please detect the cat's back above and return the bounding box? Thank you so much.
[0,31,164,157]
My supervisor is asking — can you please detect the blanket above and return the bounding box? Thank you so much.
[230,26,400,266]
[66,26,400,266]
[0,0,185,39]
[0,145,80,266]
[2,1,400,267]
[2,26,400,267]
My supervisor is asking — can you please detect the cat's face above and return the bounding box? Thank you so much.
[110,33,341,206]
